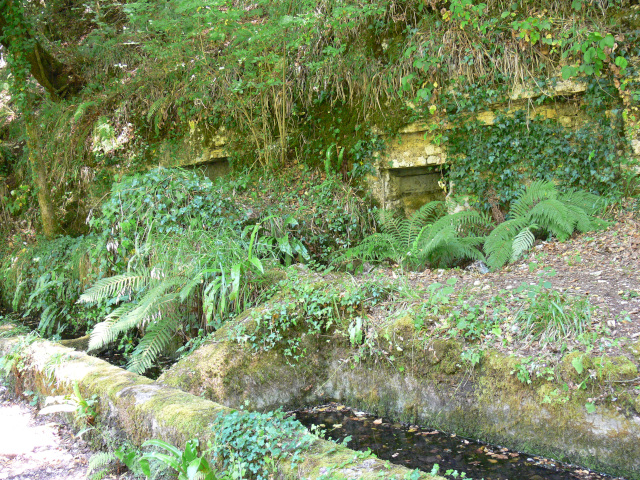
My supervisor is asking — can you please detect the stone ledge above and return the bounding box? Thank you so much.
[0,329,440,480]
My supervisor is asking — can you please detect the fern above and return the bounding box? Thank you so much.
[78,272,150,304]
[81,228,270,374]
[335,201,492,270]
[485,181,605,270]
[126,306,181,374]
[88,451,116,480]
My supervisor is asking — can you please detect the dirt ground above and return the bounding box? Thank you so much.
[364,201,640,380]
[0,386,133,480]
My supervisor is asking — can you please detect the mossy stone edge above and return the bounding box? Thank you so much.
[0,329,441,480]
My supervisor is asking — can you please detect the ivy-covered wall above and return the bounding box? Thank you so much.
[369,75,638,214]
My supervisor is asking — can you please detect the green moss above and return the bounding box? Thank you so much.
[593,355,638,382]
[291,438,438,480]
[626,339,640,360]
[388,314,416,339]
[558,351,593,383]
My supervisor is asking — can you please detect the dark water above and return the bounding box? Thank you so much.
[96,349,173,379]
[293,403,623,480]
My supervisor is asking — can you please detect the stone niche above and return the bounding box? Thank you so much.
[158,121,230,180]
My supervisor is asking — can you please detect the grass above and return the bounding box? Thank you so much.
[516,289,593,345]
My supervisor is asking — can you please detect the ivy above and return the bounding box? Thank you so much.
[446,105,627,213]
[88,168,249,271]
[210,408,314,480]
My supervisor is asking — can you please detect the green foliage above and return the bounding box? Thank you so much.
[79,225,271,374]
[511,356,558,386]
[484,181,605,270]
[337,201,491,271]
[561,31,628,79]
[90,439,241,480]
[515,286,593,345]
[88,451,119,480]
[0,332,38,384]
[210,408,314,480]
[228,169,377,262]
[447,109,628,213]
[141,439,231,480]
[0,235,103,337]
[89,168,248,272]
[233,272,396,361]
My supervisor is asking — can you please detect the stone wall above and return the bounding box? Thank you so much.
[368,79,595,213]
[0,327,440,480]
[164,76,639,210]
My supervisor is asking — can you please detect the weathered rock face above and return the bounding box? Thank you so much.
[168,75,640,213]
[159,313,640,480]
[157,122,230,180]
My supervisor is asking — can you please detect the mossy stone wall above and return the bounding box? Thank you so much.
[0,327,441,480]
[159,312,640,480]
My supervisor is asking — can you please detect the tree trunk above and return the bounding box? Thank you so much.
[0,0,85,100]
[26,122,60,238]
[1,0,84,237]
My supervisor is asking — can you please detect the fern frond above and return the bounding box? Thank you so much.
[564,204,593,233]
[509,180,557,219]
[78,272,150,304]
[433,239,485,268]
[410,201,446,227]
[72,101,97,124]
[88,452,116,473]
[88,303,136,351]
[417,225,456,263]
[127,306,181,374]
[484,217,529,270]
[147,96,167,124]
[560,189,602,214]
[528,199,573,240]
[511,227,536,262]
[376,210,414,252]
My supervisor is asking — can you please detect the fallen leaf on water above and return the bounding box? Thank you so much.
[373,418,383,425]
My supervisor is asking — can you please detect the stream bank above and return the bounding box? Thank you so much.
[0,326,441,480]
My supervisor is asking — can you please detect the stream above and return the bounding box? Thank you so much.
[292,403,624,480]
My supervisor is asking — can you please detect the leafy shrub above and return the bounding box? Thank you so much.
[484,181,606,270]
[227,169,377,262]
[79,226,273,374]
[335,201,492,271]
[88,167,250,272]
[210,408,314,480]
